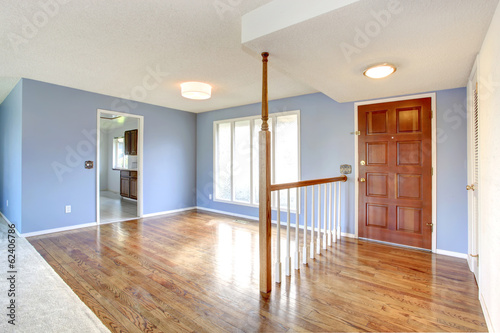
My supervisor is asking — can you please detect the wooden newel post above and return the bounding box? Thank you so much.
[259,52,272,293]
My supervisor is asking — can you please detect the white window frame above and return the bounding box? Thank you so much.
[213,110,301,209]
[112,136,125,169]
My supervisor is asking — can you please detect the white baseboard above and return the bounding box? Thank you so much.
[195,207,258,221]
[436,249,468,259]
[20,222,98,238]
[0,210,11,224]
[479,292,495,333]
[143,206,197,218]
[341,232,356,238]
[0,210,21,236]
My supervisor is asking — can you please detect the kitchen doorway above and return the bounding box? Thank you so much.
[96,109,144,224]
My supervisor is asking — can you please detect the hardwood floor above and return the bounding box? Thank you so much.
[28,210,486,332]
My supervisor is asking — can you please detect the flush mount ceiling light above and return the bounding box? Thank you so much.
[181,82,212,100]
[363,63,397,79]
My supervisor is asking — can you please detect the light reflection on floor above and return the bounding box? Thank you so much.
[215,222,258,285]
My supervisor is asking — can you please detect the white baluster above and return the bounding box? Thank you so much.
[302,187,308,264]
[294,187,300,270]
[337,182,341,240]
[316,184,321,255]
[275,191,281,283]
[285,189,291,276]
[310,185,315,259]
[323,184,327,250]
[333,182,337,243]
[328,183,332,246]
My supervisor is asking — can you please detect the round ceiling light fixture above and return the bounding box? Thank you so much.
[363,63,397,79]
[181,82,212,100]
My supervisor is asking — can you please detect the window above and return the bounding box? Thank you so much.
[113,137,125,169]
[214,111,300,209]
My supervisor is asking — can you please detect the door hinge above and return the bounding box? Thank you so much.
[350,131,361,135]
[426,223,434,232]
[431,167,434,176]
[431,110,434,119]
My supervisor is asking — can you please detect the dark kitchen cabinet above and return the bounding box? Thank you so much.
[120,170,137,199]
[124,129,138,156]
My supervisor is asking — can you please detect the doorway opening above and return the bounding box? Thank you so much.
[96,109,144,224]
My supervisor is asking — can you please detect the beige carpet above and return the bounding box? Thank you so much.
[0,216,109,333]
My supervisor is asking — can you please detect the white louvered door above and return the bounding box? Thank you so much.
[467,60,479,281]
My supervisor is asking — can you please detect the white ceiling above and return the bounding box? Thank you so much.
[243,0,499,103]
[0,0,498,113]
[0,0,315,113]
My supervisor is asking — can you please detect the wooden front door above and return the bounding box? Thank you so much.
[358,98,432,249]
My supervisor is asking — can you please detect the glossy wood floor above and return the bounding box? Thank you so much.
[28,211,487,332]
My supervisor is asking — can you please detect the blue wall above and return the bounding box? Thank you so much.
[20,79,196,234]
[197,89,469,254]
[435,88,468,253]
[0,80,23,231]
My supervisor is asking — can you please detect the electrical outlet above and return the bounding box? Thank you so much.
[209,194,212,200]
[6,200,8,207]
[65,205,71,213]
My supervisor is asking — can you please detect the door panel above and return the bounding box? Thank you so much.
[397,174,422,199]
[397,107,422,133]
[366,204,389,228]
[467,66,479,280]
[397,141,422,166]
[397,206,422,233]
[367,110,389,134]
[358,98,432,249]
[367,142,388,165]
[366,173,389,197]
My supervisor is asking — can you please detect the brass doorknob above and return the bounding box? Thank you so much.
[359,178,366,182]
[360,160,366,166]
[466,184,475,191]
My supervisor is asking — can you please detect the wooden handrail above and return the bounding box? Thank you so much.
[270,175,347,192]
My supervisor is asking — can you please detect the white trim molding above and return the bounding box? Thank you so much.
[0,211,21,237]
[354,93,437,253]
[20,222,98,238]
[479,292,494,333]
[142,207,197,218]
[435,249,468,259]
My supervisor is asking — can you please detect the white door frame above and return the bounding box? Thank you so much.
[466,56,480,278]
[96,109,144,224]
[354,93,437,253]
